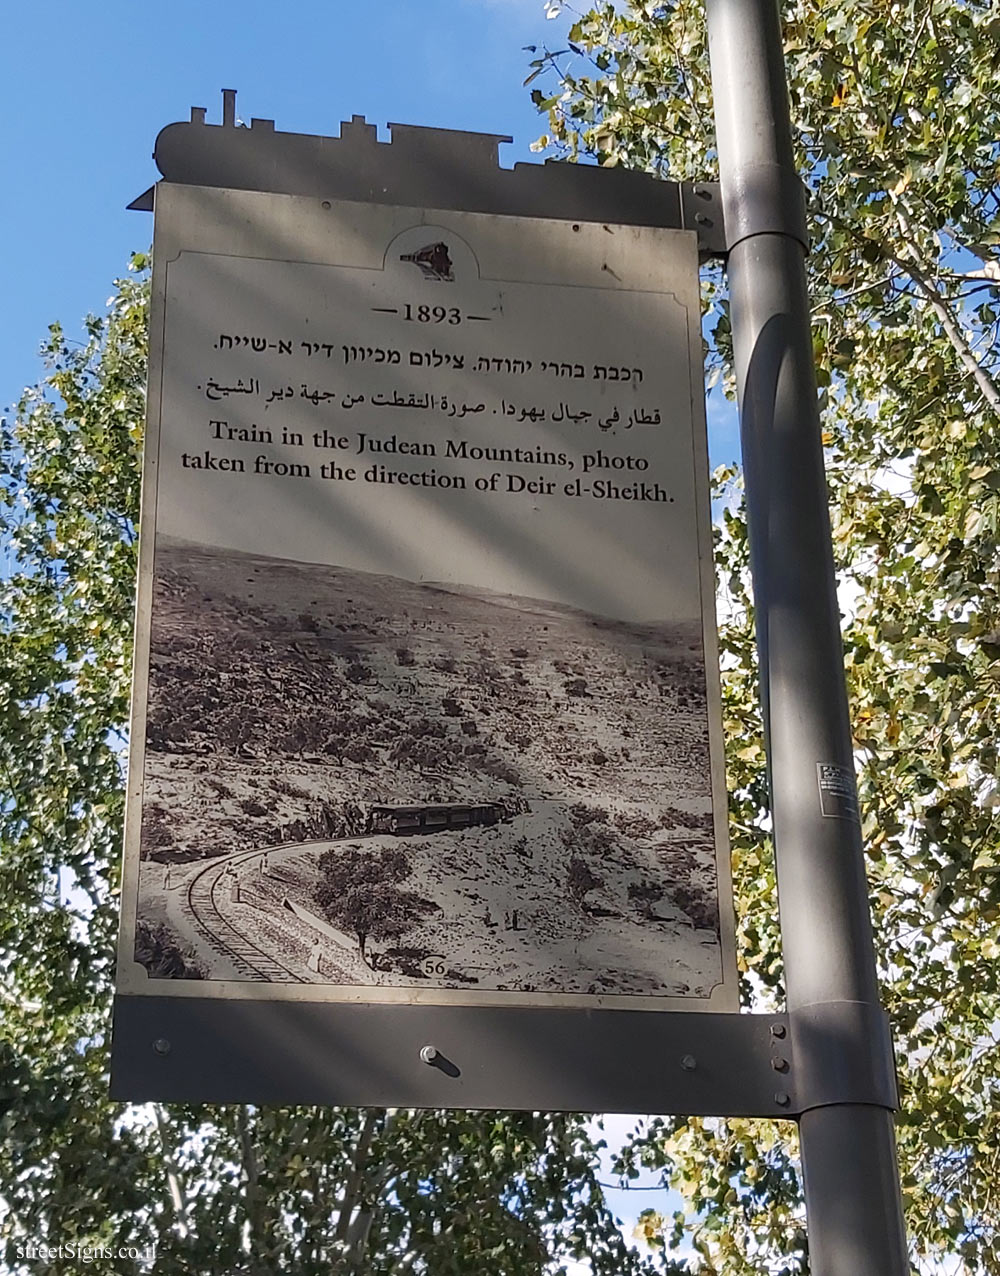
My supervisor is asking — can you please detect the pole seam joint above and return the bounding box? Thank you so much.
[788,1000,899,1116]
[721,167,810,255]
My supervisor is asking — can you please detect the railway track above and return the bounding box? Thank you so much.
[184,849,302,982]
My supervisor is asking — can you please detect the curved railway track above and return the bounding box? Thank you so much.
[184,848,301,982]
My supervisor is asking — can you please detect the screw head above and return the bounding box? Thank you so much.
[152,1038,171,1057]
[770,1055,789,1072]
[770,1023,787,1039]
[419,1045,439,1065]
[774,1091,791,1107]
[680,1054,697,1072]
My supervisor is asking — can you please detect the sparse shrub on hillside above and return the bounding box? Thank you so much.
[280,712,330,758]
[478,756,520,784]
[567,857,604,908]
[460,720,478,737]
[141,805,175,859]
[390,735,451,770]
[344,661,371,684]
[441,696,463,717]
[615,812,658,839]
[379,944,434,978]
[134,921,204,979]
[268,777,315,801]
[568,803,609,828]
[282,818,318,843]
[204,776,234,799]
[658,806,714,833]
[673,882,718,933]
[563,678,589,697]
[240,799,268,817]
[322,711,368,739]
[627,880,665,920]
[214,705,262,753]
[562,820,617,859]
[434,655,457,673]
[475,660,504,694]
[395,647,415,666]
[409,716,447,740]
[145,699,192,751]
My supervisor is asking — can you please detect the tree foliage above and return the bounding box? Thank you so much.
[0,259,665,1275]
[530,0,1000,1271]
[4,2,1000,1267]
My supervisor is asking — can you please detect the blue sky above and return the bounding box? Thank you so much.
[1,0,566,416]
[1,0,739,462]
[0,0,555,411]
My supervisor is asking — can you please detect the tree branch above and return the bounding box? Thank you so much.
[236,1104,261,1223]
[236,1105,278,1275]
[888,3,932,126]
[153,1103,189,1240]
[335,1109,380,1245]
[884,240,1000,414]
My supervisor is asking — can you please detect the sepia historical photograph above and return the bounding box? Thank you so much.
[134,535,724,1000]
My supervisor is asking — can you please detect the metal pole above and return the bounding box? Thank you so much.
[703,1,909,1272]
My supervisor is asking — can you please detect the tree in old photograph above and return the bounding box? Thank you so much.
[316,845,435,965]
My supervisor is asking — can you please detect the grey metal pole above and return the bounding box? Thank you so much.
[703,1,909,1272]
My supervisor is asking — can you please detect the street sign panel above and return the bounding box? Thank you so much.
[114,176,736,1103]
